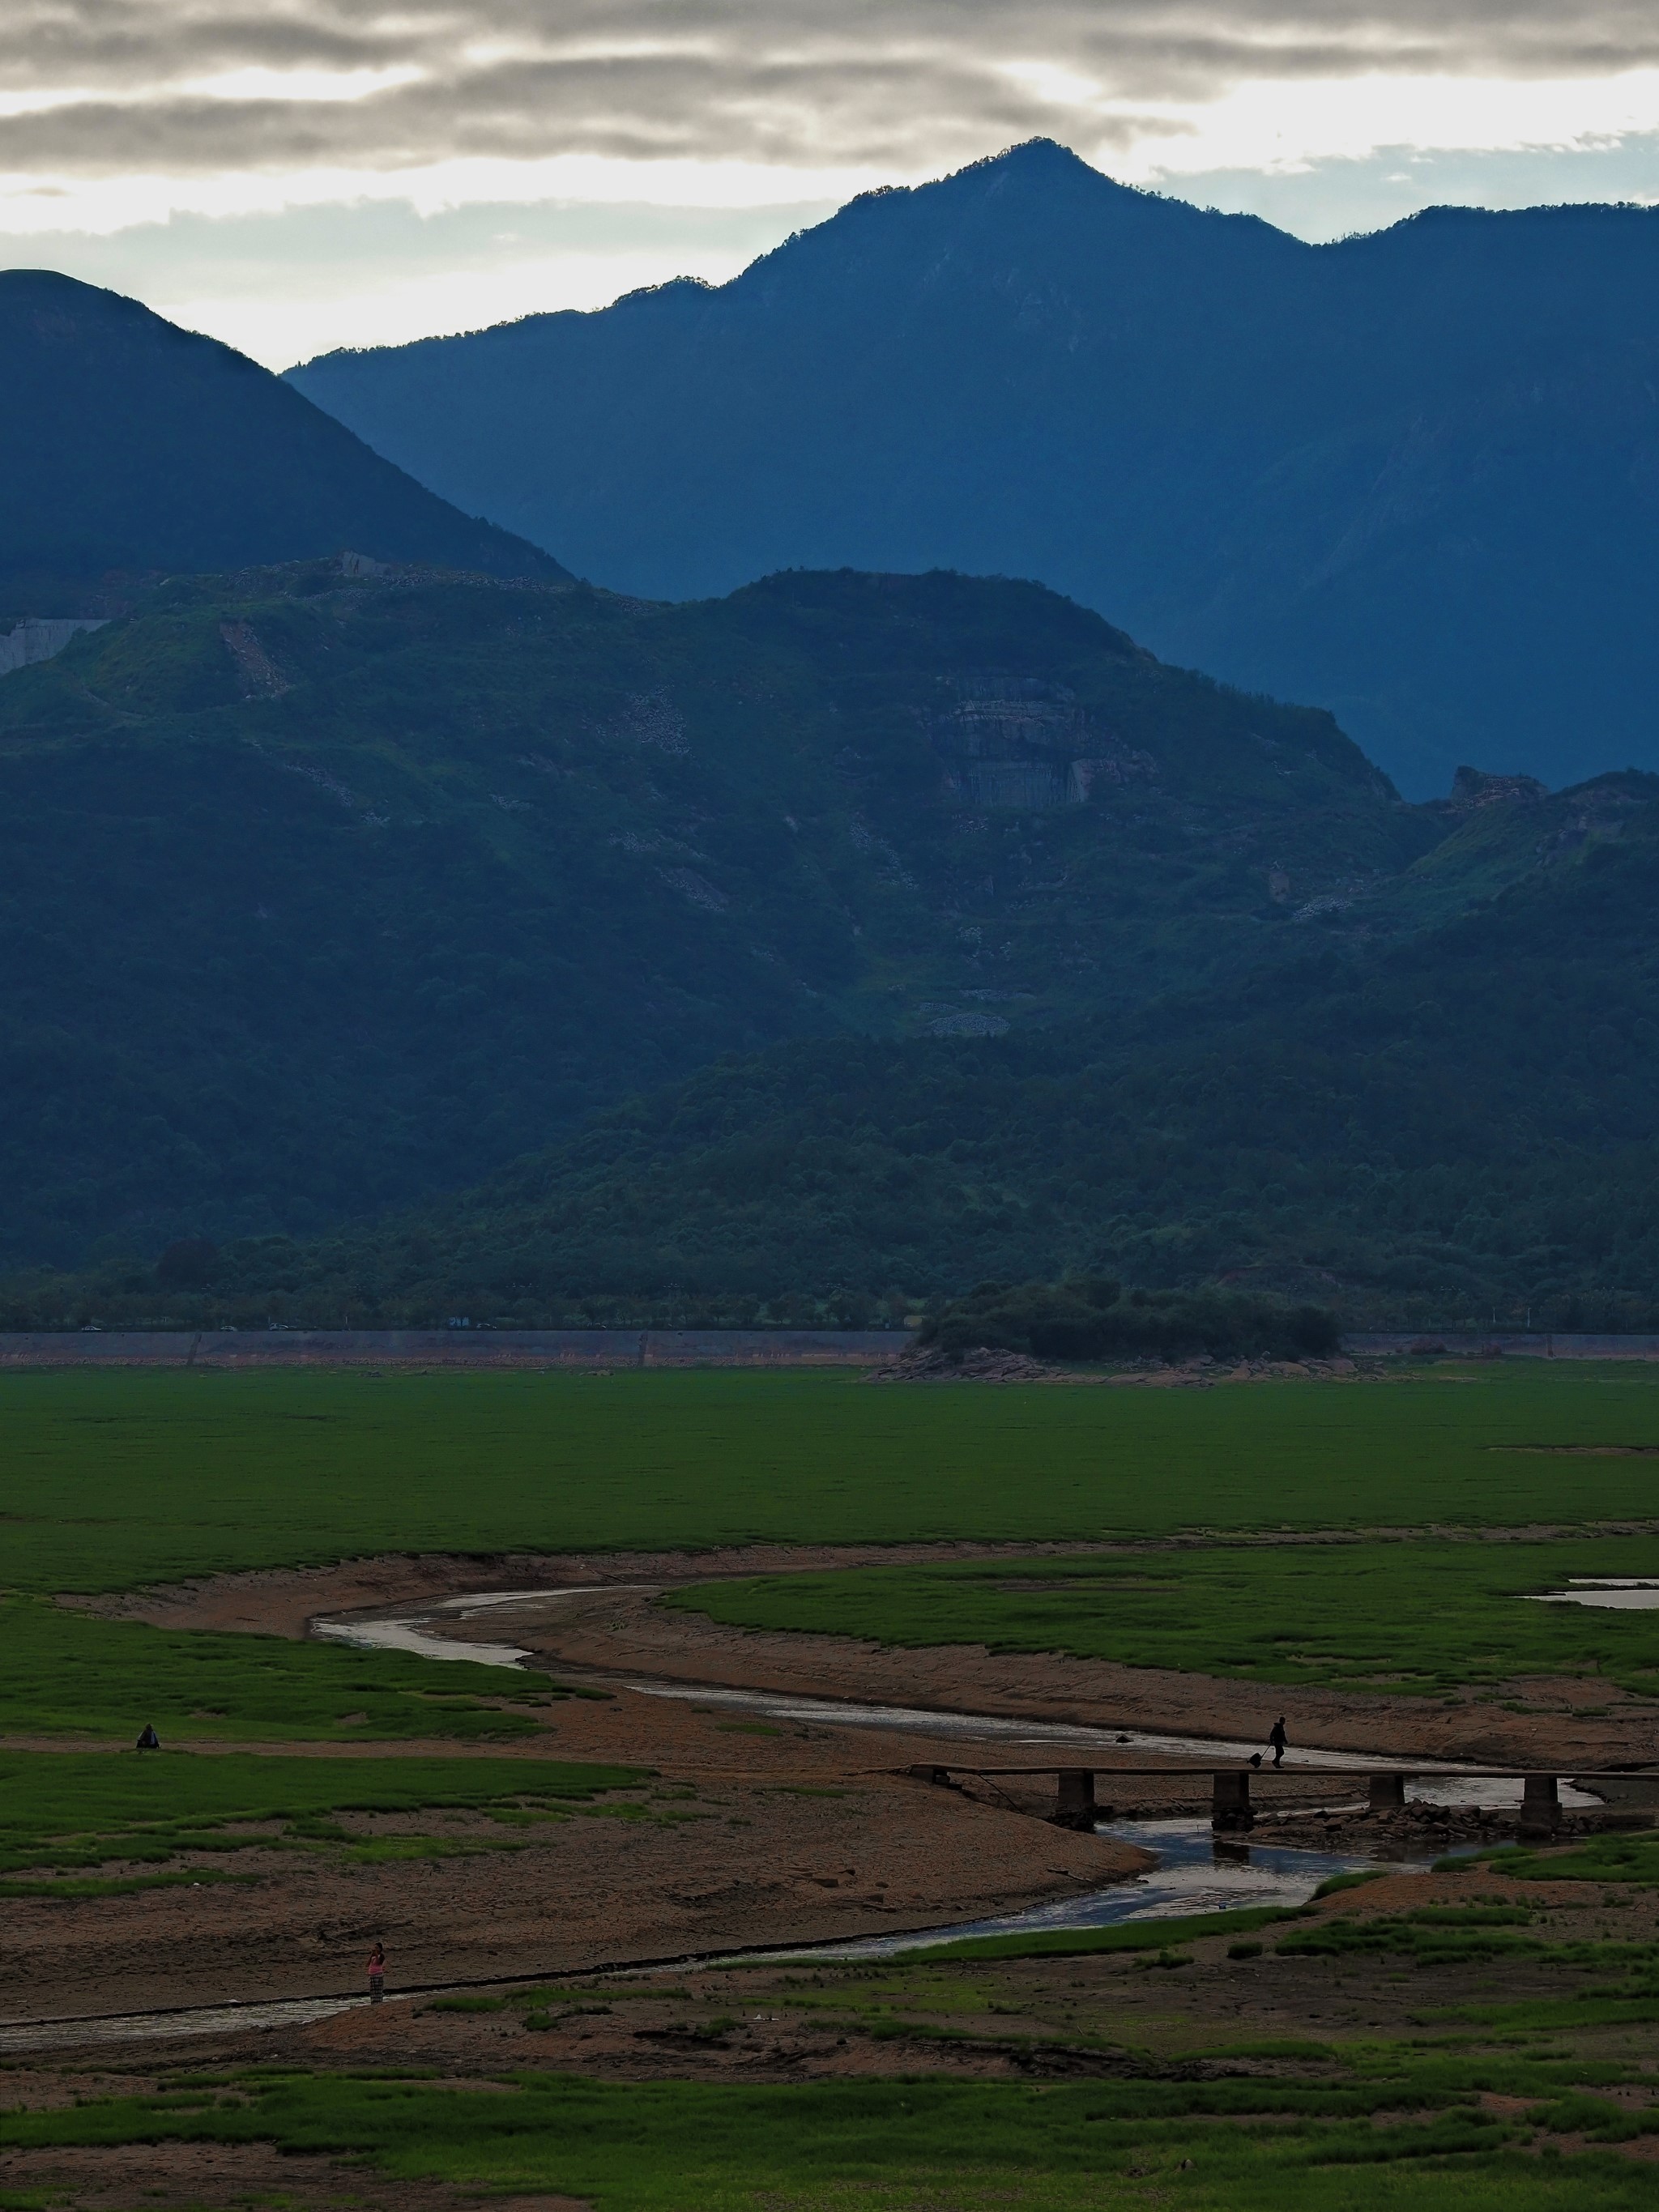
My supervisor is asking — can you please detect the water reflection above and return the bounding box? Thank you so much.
[1529,1580,1659,1611]
[725,1817,1374,1967]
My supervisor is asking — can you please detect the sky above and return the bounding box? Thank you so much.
[6,0,1659,369]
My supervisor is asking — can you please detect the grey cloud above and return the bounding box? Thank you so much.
[6,0,1659,178]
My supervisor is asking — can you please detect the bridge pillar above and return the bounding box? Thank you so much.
[1520,1774,1560,1838]
[1054,1769,1098,1830]
[1212,1770,1254,1831]
[1368,1773,1408,1812]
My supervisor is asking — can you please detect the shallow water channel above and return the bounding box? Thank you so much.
[312,1588,1594,1949]
[1,1587,1581,2053]
[312,1586,1599,1809]
[718,1818,1377,1970]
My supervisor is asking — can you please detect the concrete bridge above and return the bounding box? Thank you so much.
[906,1762,1651,1839]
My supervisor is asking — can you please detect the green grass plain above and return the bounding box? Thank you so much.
[11,1367,1659,2203]
[6,1365,1659,1597]
[0,1750,647,1884]
[0,1596,563,1740]
[5,1362,1659,1745]
[667,1537,1659,1698]
[7,2062,1659,2210]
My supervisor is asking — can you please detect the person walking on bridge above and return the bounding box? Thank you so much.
[1268,1717,1288,1769]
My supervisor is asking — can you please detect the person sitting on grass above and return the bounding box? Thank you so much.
[135,1724,160,1751]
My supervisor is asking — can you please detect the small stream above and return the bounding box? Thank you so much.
[718,1818,1378,1967]
[2,1583,1585,2054]
[0,1816,1389,2054]
[311,1587,1602,1809]
[313,1587,1601,1952]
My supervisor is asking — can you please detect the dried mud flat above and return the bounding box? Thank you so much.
[0,2133,572,2212]
[22,1543,1659,2047]
[12,1856,1659,2210]
[36,1541,1659,2027]
[15,1546,1659,2209]
[1,1677,1150,2021]
[72,1539,1144,1640]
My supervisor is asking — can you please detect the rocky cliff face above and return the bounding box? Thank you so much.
[932,676,1156,810]
[0,616,106,677]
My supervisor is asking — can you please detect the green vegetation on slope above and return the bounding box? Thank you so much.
[6,1366,1659,1596]
[666,1538,1659,1698]
[78,782,1659,1331]
[6,2060,1657,2210]
[0,561,1429,1268]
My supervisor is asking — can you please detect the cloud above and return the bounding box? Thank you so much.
[8,0,1659,191]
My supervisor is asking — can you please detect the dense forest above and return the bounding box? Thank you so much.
[0,560,1453,1264]
[16,784,1659,1331]
[7,558,1659,1330]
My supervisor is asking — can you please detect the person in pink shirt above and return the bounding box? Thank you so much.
[367,1941,386,2003]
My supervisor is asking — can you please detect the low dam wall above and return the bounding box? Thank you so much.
[0,1327,911,1369]
[1346,1332,1659,1358]
[2,1327,1654,1370]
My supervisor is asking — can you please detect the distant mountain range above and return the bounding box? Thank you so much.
[2,558,1656,1328]
[289,140,1659,799]
[0,271,561,607]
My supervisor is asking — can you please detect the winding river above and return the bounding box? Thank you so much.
[0,1582,1606,2056]
[311,1585,1602,1947]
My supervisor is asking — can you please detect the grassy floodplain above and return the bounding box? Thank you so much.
[0,1596,571,1740]
[7,1363,1659,1596]
[666,1539,1659,1698]
[9,2062,1659,2210]
[4,1361,1659,1745]
[9,1362,1659,2205]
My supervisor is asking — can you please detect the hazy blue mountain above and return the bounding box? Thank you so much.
[289,140,1659,798]
[0,271,563,602]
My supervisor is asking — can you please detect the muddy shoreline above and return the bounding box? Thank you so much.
[0,1662,1154,2022]
[331,1568,1659,1772]
[79,1534,1659,1766]
[22,1541,1659,2034]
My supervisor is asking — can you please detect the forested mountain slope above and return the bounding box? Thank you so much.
[0,561,1441,1264]
[290,140,1659,796]
[0,272,560,606]
[23,767,1659,1332]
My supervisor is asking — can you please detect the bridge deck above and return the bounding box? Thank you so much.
[911,1762,1655,1779]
